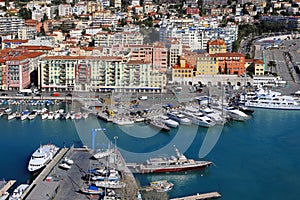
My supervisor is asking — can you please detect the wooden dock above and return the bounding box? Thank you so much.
[170,192,221,200]
[0,180,16,194]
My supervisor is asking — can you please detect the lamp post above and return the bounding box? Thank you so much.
[114,136,118,152]
[91,128,106,151]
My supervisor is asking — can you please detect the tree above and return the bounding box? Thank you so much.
[245,53,251,59]
[18,8,32,20]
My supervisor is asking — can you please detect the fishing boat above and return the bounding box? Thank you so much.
[27,144,60,172]
[129,147,211,173]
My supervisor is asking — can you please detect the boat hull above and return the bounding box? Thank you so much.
[137,162,211,174]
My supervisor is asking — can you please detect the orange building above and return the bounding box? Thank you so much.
[211,53,245,75]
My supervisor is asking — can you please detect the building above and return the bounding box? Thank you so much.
[0,17,25,36]
[196,53,218,75]
[171,57,195,81]
[207,39,227,54]
[211,53,245,75]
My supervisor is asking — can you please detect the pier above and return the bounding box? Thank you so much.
[170,192,221,200]
[21,146,139,200]
[0,180,16,194]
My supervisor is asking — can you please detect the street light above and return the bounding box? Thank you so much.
[114,136,118,152]
[91,128,106,151]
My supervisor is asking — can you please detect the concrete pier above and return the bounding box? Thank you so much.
[170,192,221,200]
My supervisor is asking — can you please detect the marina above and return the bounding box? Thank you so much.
[170,192,221,200]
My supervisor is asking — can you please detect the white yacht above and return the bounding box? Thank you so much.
[167,112,192,125]
[41,112,49,120]
[54,111,60,120]
[28,144,59,172]
[28,111,37,120]
[225,107,249,122]
[181,107,216,128]
[9,184,29,200]
[7,112,16,120]
[159,115,179,128]
[245,89,300,110]
[47,112,54,120]
[202,107,227,125]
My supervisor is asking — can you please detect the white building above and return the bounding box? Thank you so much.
[58,4,73,16]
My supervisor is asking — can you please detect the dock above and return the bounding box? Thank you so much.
[0,180,16,194]
[170,192,221,200]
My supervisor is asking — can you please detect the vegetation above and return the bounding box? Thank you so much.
[18,8,32,20]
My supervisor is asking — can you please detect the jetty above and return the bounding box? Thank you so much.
[170,192,221,200]
[0,180,16,194]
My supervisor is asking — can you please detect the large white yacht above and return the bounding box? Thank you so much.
[245,89,300,110]
[167,111,192,125]
[28,144,59,172]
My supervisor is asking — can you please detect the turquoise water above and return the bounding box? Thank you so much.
[1,108,300,199]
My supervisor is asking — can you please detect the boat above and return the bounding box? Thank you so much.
[41,112,48,120]
[64,157,74,165]
[167,112,192,125]
[225,107,249,122]
[113,118,134,126]
[20,110,30,121]
[4,108,12,115]
[202,107,227,125]
[27,144,60,172]
[236,105,254,114]
[93,149,114,160]
[150,180,174,192]
[27,111,37,120]
[146,119,170,132]
[9,184,29,200]
[47,112,54,120]
[82,112,89,119]
[94,180,126,189]
[75,112,82,120]
[58,163,71,170]
[80,185,103,195]
[159,115,179,128]
[245,89,300,110]
[7,112,16,120]
[130,147,211,173]
[181,107,216,128]
[53,112,60,120]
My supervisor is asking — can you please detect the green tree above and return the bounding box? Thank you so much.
[18,8,32,20]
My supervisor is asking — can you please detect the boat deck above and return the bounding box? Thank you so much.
[170,192,221,200]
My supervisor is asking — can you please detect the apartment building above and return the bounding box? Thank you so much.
[211,53,245,75]
[94,31,144,47]
[40,56,164,92]
[167,38,182,68]
[58,4,73,16]
[0,17,25,36]
[196,53,218,75]
[207,39,227,54]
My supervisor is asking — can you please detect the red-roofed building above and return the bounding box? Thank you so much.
[171,57,195,80]
[211,53,245,75]
[186,7,200,15]
[208,39,227,54]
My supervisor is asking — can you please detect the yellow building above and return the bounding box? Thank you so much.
[196,53,218,75]
[253,59,265,76]
[207,39,227,54]
[171,57,194,80]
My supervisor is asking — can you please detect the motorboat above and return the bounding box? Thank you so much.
[75,112,82,120]
[225,107,249,122]
[167,112,192,125]
[93,149,114,160]
[47,112,54,120]
[21,110,30,121]
[129,147,211,173]
[159,115,179,128]
[245,89,300,110]
[28,144,60,172]
[64,157,74,165]
[9,184,29,200]
[150,180,174,192]
[146,118,170,132]
[82,112,89,119]
[202,107,227,125]
[59,163,71,170]
[113,118,134,126]
[181,107,216,128]
[7,112,16,120]
[53,112,60,120]
[41,112,49,120]
[28,111,37,120]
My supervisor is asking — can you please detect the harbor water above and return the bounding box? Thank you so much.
[1,108,300,199]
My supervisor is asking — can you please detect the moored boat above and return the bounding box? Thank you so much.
[130,147,211,174]
[80,185,103,195]
[9,184,29,200]
[27,144,60,172]
[167,112,192,125]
